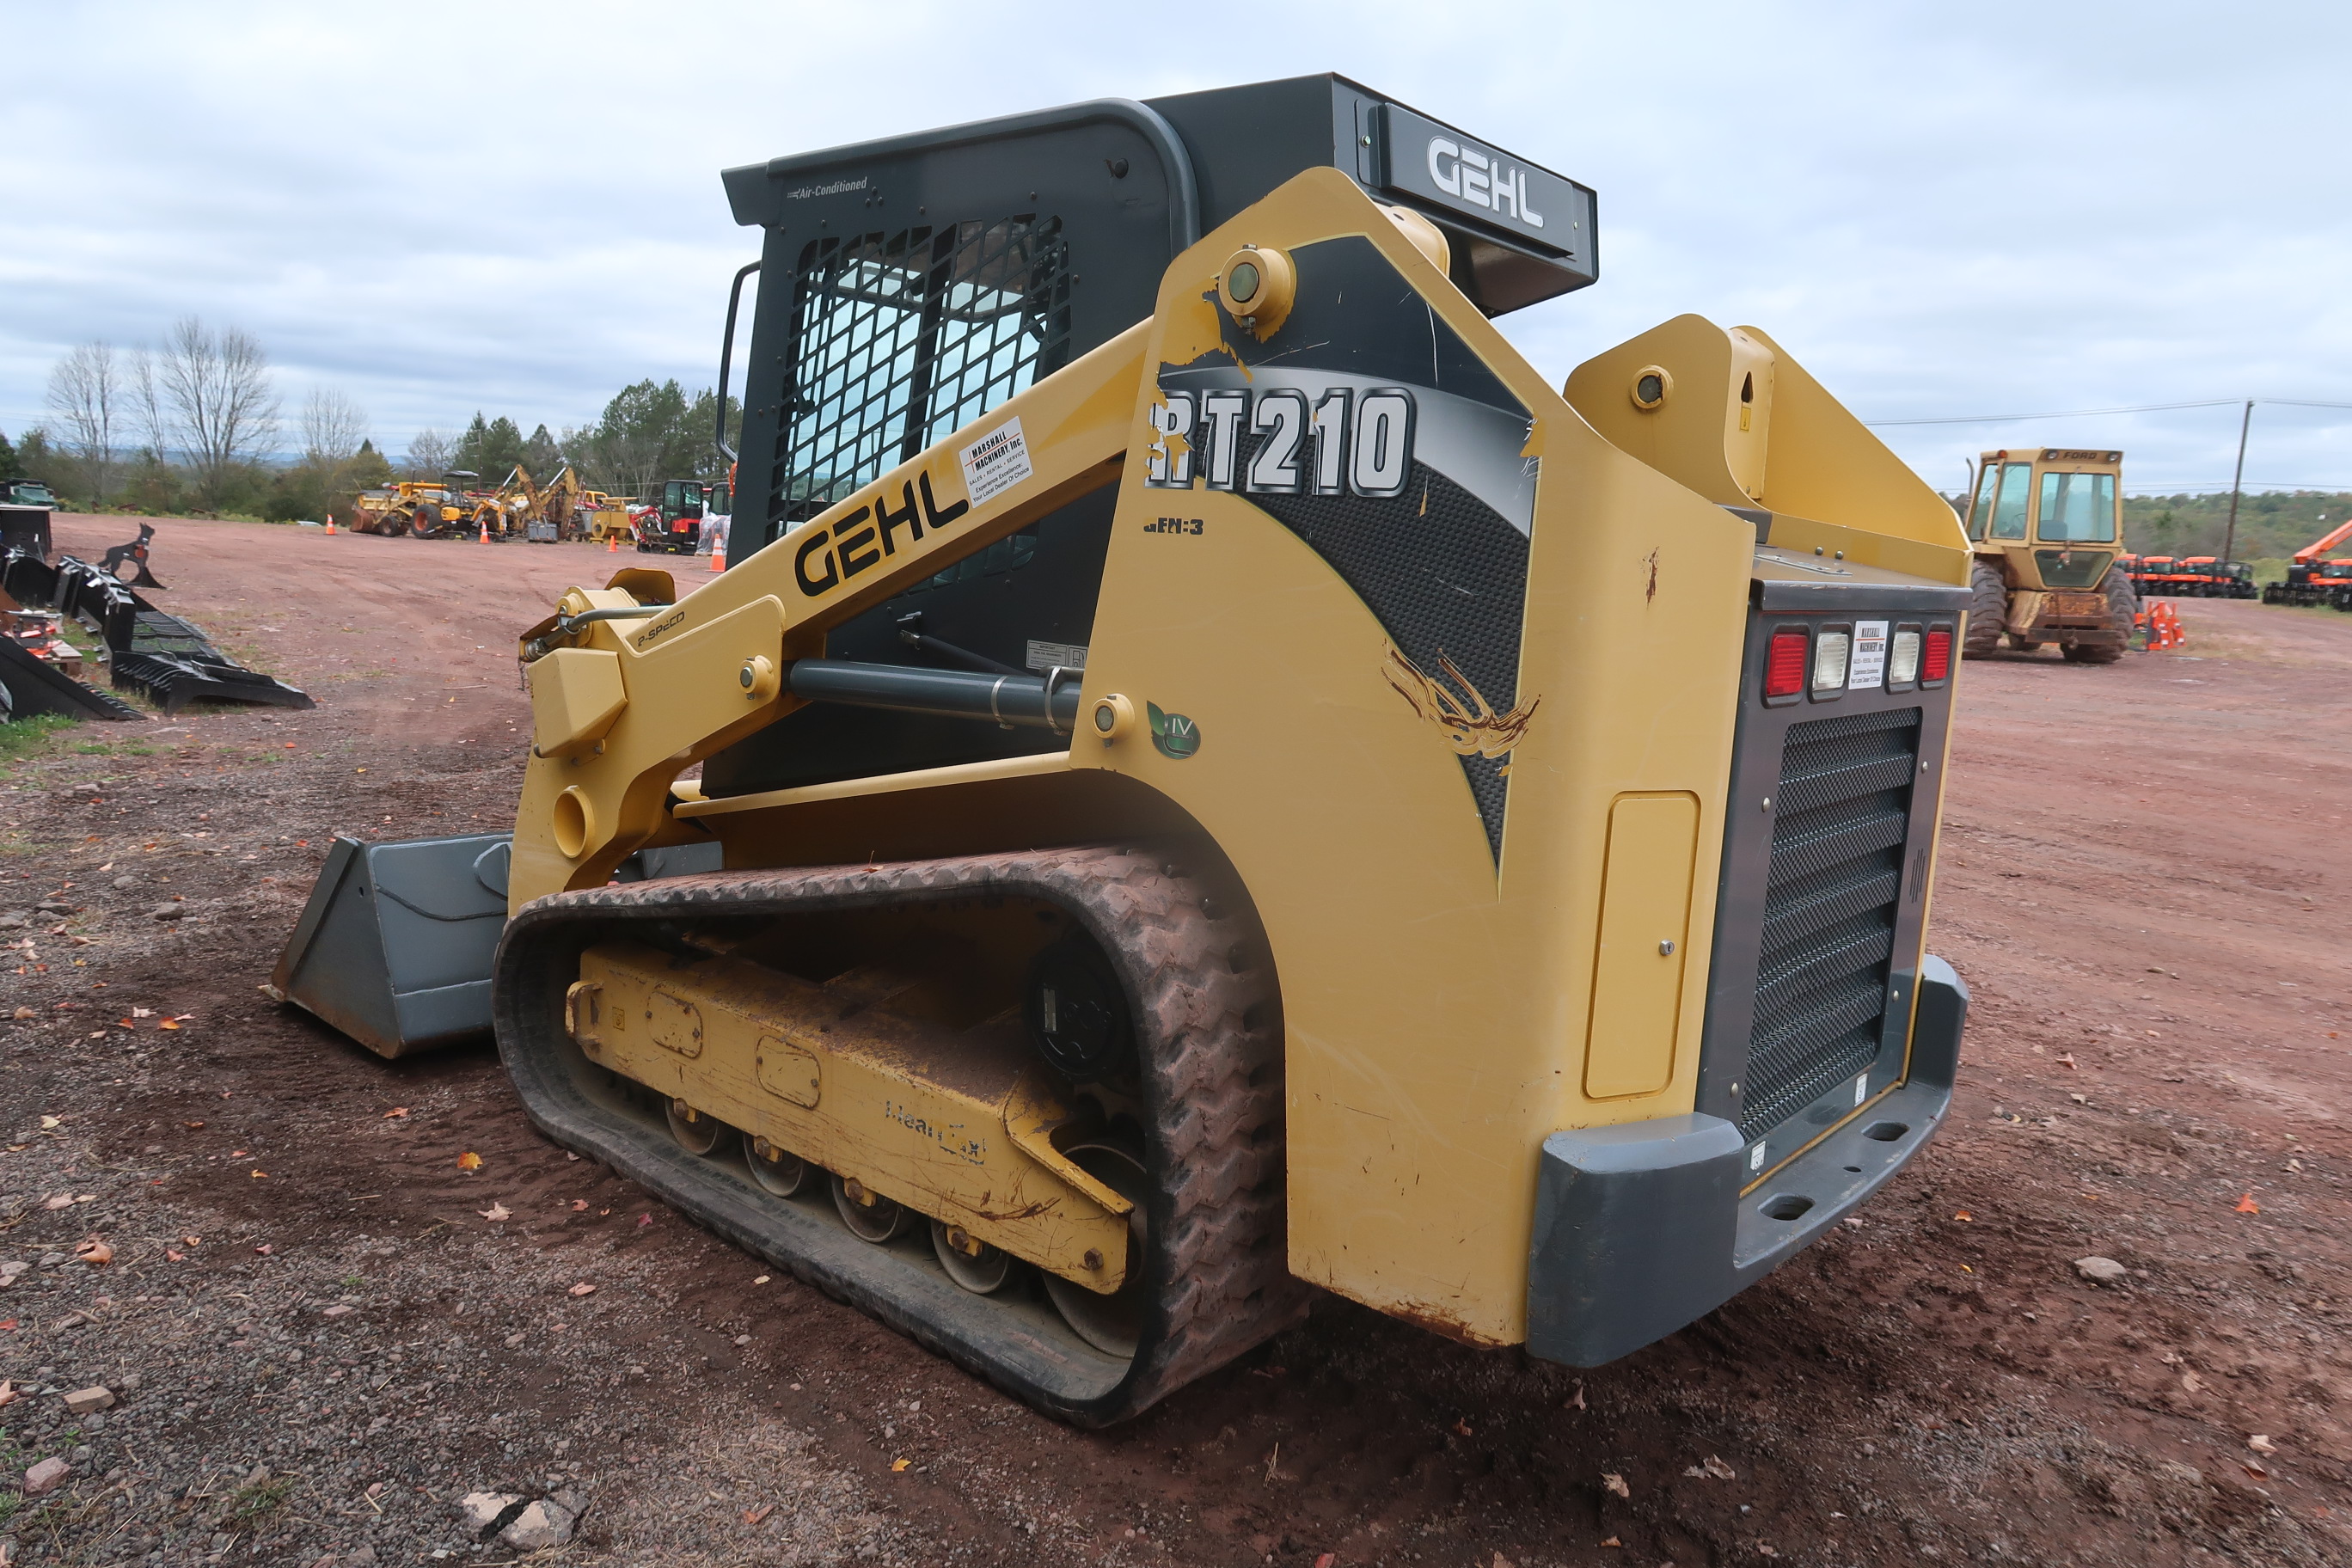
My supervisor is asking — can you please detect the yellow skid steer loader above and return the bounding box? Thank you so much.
[273,76,1975,1425]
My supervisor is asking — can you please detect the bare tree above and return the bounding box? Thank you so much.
[127,344,169,459]
[153,317,280,507]
[45,341,121,505]
[403,428,455,477]
[300,387,369,466]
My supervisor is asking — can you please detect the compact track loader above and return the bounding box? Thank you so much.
[276,76,1974,1425]
[1961,447,2136,659]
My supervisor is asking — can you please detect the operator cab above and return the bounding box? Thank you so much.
[1966,447,2122,591]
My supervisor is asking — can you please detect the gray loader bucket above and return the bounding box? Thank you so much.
[269,830,722,1058]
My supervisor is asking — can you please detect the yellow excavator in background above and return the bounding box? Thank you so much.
[273,77,1973,1426]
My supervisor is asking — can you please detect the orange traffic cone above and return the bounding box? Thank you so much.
[324,516,335,535]
[606,531,617,554]
[477,518,490,545]
[709,541,726,572]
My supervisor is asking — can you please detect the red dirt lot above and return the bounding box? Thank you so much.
[1,514,2347,1566]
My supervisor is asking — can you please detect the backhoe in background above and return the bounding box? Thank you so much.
[271,77,1972,1426]
[350,472,484,537]
[1962,447,2136,660]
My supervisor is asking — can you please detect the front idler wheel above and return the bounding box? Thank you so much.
[831,1174,915,1243]
[1024,931,1135,1083]
[665,1098,734,1158]
[744,1135,809,1197]
[1042,1141,1148,1358]
[929,1218,1014,1295]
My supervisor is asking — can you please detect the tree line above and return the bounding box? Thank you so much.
[5,319,740,524]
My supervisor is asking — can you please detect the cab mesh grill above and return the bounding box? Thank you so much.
[1740,707,1922,1140]
[769,217,1071,528]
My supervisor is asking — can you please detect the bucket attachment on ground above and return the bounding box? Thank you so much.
[0,634,146,721]
[5,552,314,713]
[269,832,722,1058]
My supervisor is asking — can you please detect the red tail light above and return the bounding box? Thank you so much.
[1764,627,1809,696]
[1922,627,1952,683]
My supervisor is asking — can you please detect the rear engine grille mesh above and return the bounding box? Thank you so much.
[769,216,1071,529]
[1740,707,1923,1140]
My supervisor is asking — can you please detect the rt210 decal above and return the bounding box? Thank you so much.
[1147,386,1416,498]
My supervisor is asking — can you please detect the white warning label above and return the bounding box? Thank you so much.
[959,417,1032,508]
[1847,620,1890,689]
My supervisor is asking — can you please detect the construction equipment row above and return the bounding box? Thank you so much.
[2262,513,2352,608]
[2118,554,2257,599]
[349,466,723,550]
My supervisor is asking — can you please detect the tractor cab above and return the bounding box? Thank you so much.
[1966,447,2122,591]
[1963,448,2134,661]
[634,479,711,554]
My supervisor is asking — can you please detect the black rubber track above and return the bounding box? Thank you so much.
[492,845,1310,1426]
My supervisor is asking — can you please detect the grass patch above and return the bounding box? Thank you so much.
[0,1490,21,1525]
[0,714,80,771]
[221,1474,296,1529]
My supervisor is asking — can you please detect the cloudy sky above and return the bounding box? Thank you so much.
[5,0,2349,496]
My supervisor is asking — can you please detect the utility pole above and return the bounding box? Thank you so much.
[2223,399,2254,563]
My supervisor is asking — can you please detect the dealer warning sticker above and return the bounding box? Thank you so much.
[959,418,1032,508]
[1848,620,1889,689]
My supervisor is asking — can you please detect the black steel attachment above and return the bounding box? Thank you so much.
[786,657,1082,732]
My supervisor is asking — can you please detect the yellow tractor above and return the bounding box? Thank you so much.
[1961,447,2135,661]
[350,472,481,537]
[272,77,1973,1425]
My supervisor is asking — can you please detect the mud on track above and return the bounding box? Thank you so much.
[1,515,2347,1565]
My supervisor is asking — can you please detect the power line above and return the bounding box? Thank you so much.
[1866,396,2352,427]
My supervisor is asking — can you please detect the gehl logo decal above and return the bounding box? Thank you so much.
[1147,387,1416,497]
[793,471,970,598]
[1425,138,1546,229]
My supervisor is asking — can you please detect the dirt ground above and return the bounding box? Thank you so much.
[1,514,2346,1567]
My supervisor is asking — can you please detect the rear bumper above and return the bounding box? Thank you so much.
[1525,955,1966,1367]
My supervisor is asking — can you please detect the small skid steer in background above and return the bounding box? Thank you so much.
[276,76,1974,1425]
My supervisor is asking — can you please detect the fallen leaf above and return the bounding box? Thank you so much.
[42,1194,74,1211]
[456,1151,482,1172]
[157,1020,181,1031]
[182,1234,201,1246]
[568,1282,597,1297]
[1315,1555,1336,1568]
[1600,1540,1622,1550]
[754,1275,771,1285]
[251,1170,267,1179]
[890,1458,910,1473]
[254,1243,273,1255]
[131,1007,153,1018]
[743,1504,775,1525]
[2244,1461,2269,1479]
[74,1239,113,1265]
[479,1203,512,1222]
[1491,1556,1516,1568]
[1953,1211,1973,1222]
[181,1121,205,1130]
[2235,1192,2260,1214]
[38,1116,59,1130]
[1685,1455,1737,1480]
[2183,1370,2208,1393]
[231,1149,248,1157]
[571,1199,588,1211]
[166,1249,185,1262]
[1602,1472,1630,1498]
[638,1212,653,1228]
[0,1381,12,1406]
[383,1107,408,1119]
[1451,1418,1473,1437]
[2250,1434,2278,1455]
[2058,1053,2077,1069]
